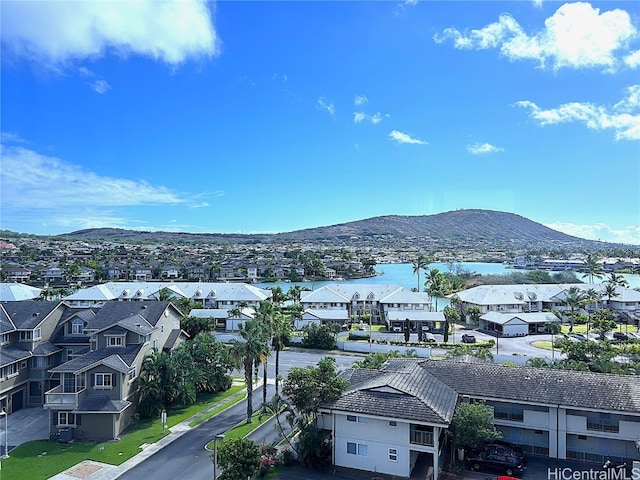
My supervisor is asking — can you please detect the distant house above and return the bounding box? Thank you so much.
[452,284,640,330]
[161,264,181,279]
[43,266,65,283]
[6,266,32,283]
[0,283,42,301]
[300,284,433,329]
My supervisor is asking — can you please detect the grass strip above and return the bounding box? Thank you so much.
[1,385,245,480]
[205,410,274,450]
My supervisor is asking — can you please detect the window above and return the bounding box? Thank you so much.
[58,412,75,426]
[107,336,124,347]
[0,334,9,345]
[161,325,165,333]
[19,331,32,341]
[71,319,84,335]
[347,442,368,456]
[128,366,137,382]
[388,448,398,462]
[34,328,42,340]
[389,421,398,428]
[347,415,367,423]
[94,373,113,389]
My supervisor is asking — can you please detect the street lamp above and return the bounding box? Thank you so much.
[212,433,225,480]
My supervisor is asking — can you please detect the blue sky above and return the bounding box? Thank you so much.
[1,1,639,244]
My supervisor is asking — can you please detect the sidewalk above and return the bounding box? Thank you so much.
[49,382,251,480]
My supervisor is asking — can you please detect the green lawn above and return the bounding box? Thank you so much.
[531,340,553,350]
[1,385,245,480]
[560,324,588,334]
[205,410,274,450]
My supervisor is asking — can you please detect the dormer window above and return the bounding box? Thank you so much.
[19,329,41,341]
[106,335,125,347]
[71,318,84,335]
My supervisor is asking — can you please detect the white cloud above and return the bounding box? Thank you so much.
[545,222,640,245]
[434,3,638,71]
[317,97,335,116]
[0,144,199,213]
[467,142,504,155]
[625,50,640,68]
[354,111,388,124]
[354,94,368,106]
[389,130,428,145]
[1,0,218,68]
[78,66,111,94]
[515,84,640,140]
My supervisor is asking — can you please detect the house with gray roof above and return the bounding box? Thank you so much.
[300,284,434,330]
[43,300,187,441]
[320,359,640,479]
[0,301,66,415]
[0,282,41,301]
[452,284,640,332]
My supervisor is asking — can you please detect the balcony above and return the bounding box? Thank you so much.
[410,426,434,447]
[494,411,524,422]
[45,385,85,409]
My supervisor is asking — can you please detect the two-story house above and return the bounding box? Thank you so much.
[0,301,67,414]
[300,284,436,330]
[43,301,186,442]
[320,359,640,480]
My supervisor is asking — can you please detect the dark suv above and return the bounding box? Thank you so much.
[466,446,525,476]
[462,334,476,343]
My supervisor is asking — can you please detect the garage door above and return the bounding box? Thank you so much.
[11,390,24,412]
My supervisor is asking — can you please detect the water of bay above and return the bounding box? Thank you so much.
[257,261,640,294]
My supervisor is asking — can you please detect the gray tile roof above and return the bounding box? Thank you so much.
[163,328,183,351]
[327,359,458,425]
[75,395,130,413]
[0,307,16,334]
[50,344,142,373]
[421,360,640,413]
[85,301,172,331]
[0,345,31,367]
[1,300,61,329]
[32,341,63,356]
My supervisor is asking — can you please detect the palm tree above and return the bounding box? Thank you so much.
[560,286,587,332]
[272,314,292,395]
[228,319,270,423]
[424,268,447,311]
[287,285,304,304]
[603,283,620,304]
[412,255,429,292]
[584,288,601,333]
[605,272,629,289]
[581,253,604,284]
[254,301,277,407]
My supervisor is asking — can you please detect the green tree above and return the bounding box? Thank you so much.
[526,357,549,368]
[605,271,629,289]
[591,309,617,340]
[282,357,349,426]
[282,357,349,468]
[561,286,587,332]
[301,323,337,350]
[254,301,277,407]
[443,306,460,343]
[228,319,270,423]
[466,305,482,325]
[425,268,448,311]
[581,253,604,284]
[271,313,292,395]
[450,401,502,452]
[412,255,430,292]
[216,438,261,480]
[180,315,215,338]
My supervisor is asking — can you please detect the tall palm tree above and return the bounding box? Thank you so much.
[228,319,270,423]
[287,285,304,304]
[412,255,429,292]
[603,283,620,304]
[605,272,629,289]
[254,301,277,407]
[584,288,601,333]
[561,286,587,332]
[271,314,292,395]
[424,268,447,311]
[581,253,604,284]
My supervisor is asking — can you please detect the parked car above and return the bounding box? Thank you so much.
[568,333,587,342]
[481,441,526,465]
[423,332,436,343]
[462,334,477,343]
[466,447,525,476]
[613,332,630,341]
